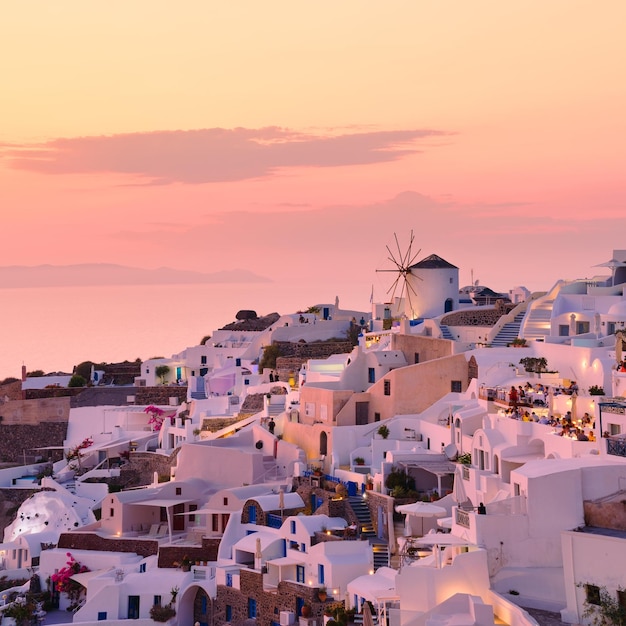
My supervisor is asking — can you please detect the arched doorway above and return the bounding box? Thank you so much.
[319,431,328,457]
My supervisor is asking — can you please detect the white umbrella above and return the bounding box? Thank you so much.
[593,259,626,286]
[395,501,447,537]
[395,501,446,516]
[414,533,469,546]
[570,392,578,423]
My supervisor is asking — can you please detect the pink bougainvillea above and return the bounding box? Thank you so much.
[65,437,94,462]
[144,405,176,431]
[51,552,90,607]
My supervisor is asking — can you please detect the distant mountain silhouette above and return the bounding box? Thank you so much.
[0,264,272,288]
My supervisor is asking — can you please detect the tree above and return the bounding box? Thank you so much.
[580,583,626,626]
[259,344,281,372]
[155,365,170,384]
[68,374,87,388]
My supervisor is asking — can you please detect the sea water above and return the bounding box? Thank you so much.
[0,281,368,379]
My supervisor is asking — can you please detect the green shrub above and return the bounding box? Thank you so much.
[68,375,87,388]
[385,466,416,492]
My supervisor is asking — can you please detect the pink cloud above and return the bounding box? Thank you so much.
[5,127,449,184]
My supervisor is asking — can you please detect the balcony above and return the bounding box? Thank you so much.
[455,509,470,529]
[607,437,626,457]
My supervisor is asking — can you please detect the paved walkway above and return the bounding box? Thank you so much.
[525,607,571,626]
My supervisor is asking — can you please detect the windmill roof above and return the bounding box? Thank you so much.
[411,254,458,270]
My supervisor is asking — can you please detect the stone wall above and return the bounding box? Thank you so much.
[441,300,514,327]
[274,341,353,383]
[275,341,353,359]
[584,499,626,530]
[241,501,305,525]
[215,568,332,626]
[57,532,159,557]
[125,450,180,486]
[157,537,220,568]
[135,386,188,406]
[0,423,68,463]
[0,381,23,401]
[0,397,70,426]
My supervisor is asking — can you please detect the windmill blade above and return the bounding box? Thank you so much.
[394,233,404,268]
[406,247,422,272]
[386,245,403,270]
[405,276,418,317]
[387,273,402,298]
[400,230,415,269]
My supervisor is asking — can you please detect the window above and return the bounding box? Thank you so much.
[451,380,462,393]
[223,497,228,506]
[384,380,391,396]
[201,355,207,365]
[226,605,232,622]
[128,595,140,619]
[176,487,182,495]
[559,325,569,336]
[290,520,296,534]
[318,564,325,585]
[576,321,590,335]
[139,563,146,573]
[513,483,520,496]
[248,598,257,619]
[226,573,233,587]
[188,503,197,522]
[305,402,315,417]
[110,508,114,518]
[97,612,107,621]
[585,584,601,606]
[154,595,162,606]
[414,353,420,364]
[297,565,305,583]
[249,505,257,524]
[368,368,375,384]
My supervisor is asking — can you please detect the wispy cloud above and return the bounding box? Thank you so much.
[5,127,450,184]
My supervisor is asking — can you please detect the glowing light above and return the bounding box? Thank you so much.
[369,569,374,575]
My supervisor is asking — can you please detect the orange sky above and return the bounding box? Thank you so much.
[1,0,625,301]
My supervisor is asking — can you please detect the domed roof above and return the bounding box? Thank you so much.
[608,300,626,318]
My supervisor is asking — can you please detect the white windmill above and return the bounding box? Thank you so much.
[376,231,423,320]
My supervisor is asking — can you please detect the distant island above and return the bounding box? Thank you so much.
[0,263,272,288]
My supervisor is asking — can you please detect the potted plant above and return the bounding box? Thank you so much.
[589,385,605,396]
[377,424,390,439]
[318,585,327,602]
[354,456,365,466]
[509,337,527,347]
[149,603,176,622]
[301,604,312,618]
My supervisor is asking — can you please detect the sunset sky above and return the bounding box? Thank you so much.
[1,1,625,304]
